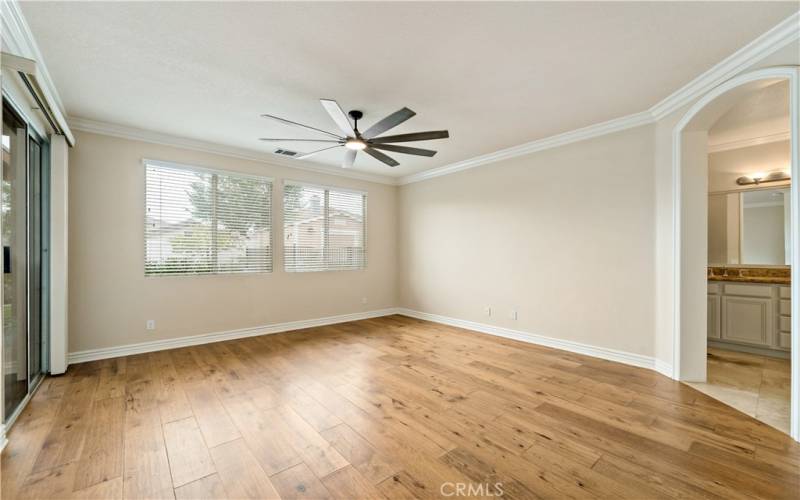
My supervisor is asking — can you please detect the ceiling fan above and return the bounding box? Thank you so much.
[259,99,449,168]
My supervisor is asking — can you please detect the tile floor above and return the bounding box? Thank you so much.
[688,347,791,433]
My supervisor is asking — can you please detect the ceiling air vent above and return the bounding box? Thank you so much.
[274,148,298,157]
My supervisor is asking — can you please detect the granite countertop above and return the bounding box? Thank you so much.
[707,275,790,285]
[707,265,791,285]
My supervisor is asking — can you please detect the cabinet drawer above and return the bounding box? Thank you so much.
[780,286,791,299]
[707,295,721,339]
[780,299,791,316]
[778,332,791,349]
[779,315,791,332]
[707,283,721,294]
[723,283,774,298]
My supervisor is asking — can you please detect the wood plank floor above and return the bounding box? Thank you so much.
[2,315,799,499]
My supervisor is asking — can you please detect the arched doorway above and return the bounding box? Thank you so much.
[671,66,799,439]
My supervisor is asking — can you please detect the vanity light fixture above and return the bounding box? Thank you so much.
[736,170,791,186]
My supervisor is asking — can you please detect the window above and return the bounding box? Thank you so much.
[145,160,272,275]
[283,181,366,272]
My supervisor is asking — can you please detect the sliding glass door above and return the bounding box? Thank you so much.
[2,99,48,422]
[29,134,48,385]
[3,102,29,418]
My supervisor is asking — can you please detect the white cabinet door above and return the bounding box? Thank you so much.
[721,296,772,347]
[707,295,721,339]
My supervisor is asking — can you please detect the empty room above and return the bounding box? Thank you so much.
[1,1,800,499]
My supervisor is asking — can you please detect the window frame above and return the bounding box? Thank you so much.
[282,179,368,273]
[143,158,274,277]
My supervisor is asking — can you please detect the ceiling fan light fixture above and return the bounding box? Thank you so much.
[259,99,449,167]
[345,138,367,151]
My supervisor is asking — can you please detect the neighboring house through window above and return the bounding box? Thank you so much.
[145,159,272,275]
[283,181,366,272]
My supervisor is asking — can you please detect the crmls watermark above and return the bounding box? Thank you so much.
[440,482,504,497]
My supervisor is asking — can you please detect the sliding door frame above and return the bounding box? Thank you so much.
[28,127,49,384]
[1,91,49,428]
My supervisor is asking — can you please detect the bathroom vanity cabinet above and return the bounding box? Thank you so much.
[707,281,791,353]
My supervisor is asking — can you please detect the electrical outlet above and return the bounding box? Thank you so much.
[146,320,156,331]
[361,297,368,304]
[484,306,492,317]
[510,309,518,320]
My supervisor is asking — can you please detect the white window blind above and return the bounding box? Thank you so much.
[145,160,272,275]
[283,181,366,272]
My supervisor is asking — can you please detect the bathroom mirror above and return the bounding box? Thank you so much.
[708,187,791,266]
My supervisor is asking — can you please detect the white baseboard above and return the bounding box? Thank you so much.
[66,306,675,381]
[67,308,400,364]
[654,358,675,378]
[396,308,664,372]
[0,424,7,452]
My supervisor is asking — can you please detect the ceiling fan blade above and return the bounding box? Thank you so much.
[342,149,357,168]
[369,143,436,157]
[369,130,449,144]
[320,99,356,137]
[259,138,341,143]
[361,107,416,140]
[260,113,343,139]
[363,147,399,167]
[294,145,342,160]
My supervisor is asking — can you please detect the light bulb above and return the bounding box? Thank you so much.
[345,139,367,151]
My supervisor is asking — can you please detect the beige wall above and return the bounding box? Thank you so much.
[708,193,731,265]
[398,125,656,357]
[708,192,742,265]
[73,125,660,361]
[65,59,798,368]
[68,131,398,353]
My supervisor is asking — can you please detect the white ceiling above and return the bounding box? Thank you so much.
[21,2,800,179]
[708,80,790,148]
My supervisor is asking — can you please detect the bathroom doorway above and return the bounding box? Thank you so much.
[693,80,793,432]
[673,67,799,440]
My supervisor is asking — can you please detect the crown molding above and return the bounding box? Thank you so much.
[398,11,799,186]
[1,0,72,140]
[398,110,655,185]
[20,5,798,187]
[68,117,399,186]
[1,1,64,110]
[650,12,800,120]
[707,131,791,153]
